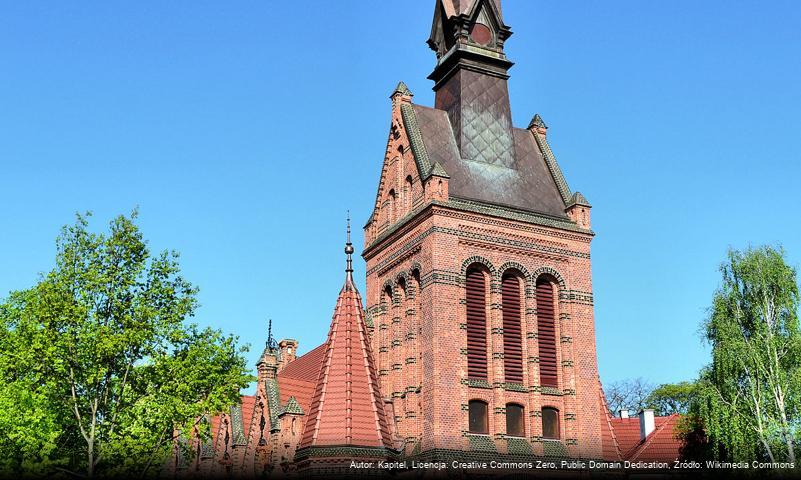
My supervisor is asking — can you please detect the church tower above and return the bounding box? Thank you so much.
[363,0,602,460]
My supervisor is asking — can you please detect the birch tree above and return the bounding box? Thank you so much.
[694,246,801,463]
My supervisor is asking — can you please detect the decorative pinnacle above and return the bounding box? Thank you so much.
[528,113,548,131]
[345,211,354,282]
[391,81,413,98]
[266,319,277,352]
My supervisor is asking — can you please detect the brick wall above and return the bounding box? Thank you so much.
[362,93,603,460]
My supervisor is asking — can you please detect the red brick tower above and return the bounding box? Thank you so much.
[295,220,397,472]
[363,0,602,461]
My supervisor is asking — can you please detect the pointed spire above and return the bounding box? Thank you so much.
[257,319,279,366]
[428,0,515,167]
[298,241,393,452]
[266,319,278,352]
[344,211,355,289]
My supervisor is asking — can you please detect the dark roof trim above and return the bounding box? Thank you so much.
[428,161,450,178]
[400,103,435,180]
[567,191,592,208]
[294,445,399,461]
[531,130,573,205]
[447,197,592,234]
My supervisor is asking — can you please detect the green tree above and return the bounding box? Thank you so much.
[646,381,696,416]
[0,212,254,477]
[692,246,801,463]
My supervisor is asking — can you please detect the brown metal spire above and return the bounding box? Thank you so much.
[428,0,516,168]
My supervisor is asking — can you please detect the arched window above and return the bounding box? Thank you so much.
[466,267,488,381]
[542,407,560,440]
[405,175,414,211]
[506,403,524,437]
[536,277,558,388]
[383,285,393,307]
[502,273,523,384]
[388,189,397,223]
[468,400,489,434]
[397,277,407,301]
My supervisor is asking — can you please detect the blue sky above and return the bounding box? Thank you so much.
[1,0,799,391]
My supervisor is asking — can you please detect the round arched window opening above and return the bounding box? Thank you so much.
[542,407,560,440]
[468,400,489,434]
[506,403,525,437]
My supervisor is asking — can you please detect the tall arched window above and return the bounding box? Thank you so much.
[466,267,488,381]
[468,400,489,434]
[405,175,414,211]
[542,407,560,440]
[380,285,393,381]
[536,276,558,388]
[506,403,524,437]
[388,189,397,224]
[502,273,523,384]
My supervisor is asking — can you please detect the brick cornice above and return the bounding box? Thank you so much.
[363,199,593,261]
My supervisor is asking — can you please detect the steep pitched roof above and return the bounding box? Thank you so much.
[298,272,393,450]
[442,0,503,21]
[598,382,622,461]
[406,104,569,218]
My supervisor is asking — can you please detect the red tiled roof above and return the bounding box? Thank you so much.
[299,278,393,450]
[610,417,644,457]
[278,376,316,415]
[608,416,683,462]
[279,344,326,382]
[598,382,622,461]
[599,381,683,462]
[277,343,326,413]
[628,415,683,462]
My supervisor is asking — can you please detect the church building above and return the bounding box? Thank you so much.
[166,0,682,476]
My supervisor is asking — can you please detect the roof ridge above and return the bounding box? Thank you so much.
[531,129,573,205]
[598,380,623,460]
[400,103,434,179]
[626,415,676,461]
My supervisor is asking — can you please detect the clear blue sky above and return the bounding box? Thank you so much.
[1,1,800,392]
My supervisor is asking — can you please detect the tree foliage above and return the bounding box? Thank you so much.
[646,382,696,416]
[690,246,801,463]
[0,212,254,477]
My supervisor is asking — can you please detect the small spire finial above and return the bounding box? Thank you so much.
[266,319,277,352]
[345,212,354,283]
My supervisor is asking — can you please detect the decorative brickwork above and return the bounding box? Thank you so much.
[164,1,627,476]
